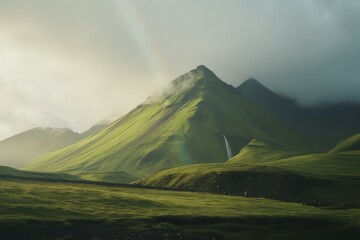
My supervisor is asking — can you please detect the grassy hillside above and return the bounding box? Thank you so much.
[330,133,360,153]
[228,136,360,178]
[0,162,136,184]
[0,165,79,180]
[137,135,360,207]
[77,170,139,183]
[264,151,360,177]
[0,178,359,240]
[24,66,311,179]
[227,139,296,164]
[135,163,360,207]
[0,124,107,168]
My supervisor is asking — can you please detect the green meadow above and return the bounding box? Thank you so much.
[0,178,359,240]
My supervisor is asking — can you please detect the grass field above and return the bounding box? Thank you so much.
[0,177,359,240]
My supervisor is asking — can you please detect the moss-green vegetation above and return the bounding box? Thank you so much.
[0,178,359,239]
[228,135,360,177]
[330,133,360,153]
[227,139,296,164]
[137,135,360,207]
[135,163,360,207]
[76,170,139,183]
[264,151,360,177]
[0,166,79,181]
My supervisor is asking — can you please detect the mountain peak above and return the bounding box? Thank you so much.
[195,65,211,72]
[144,65,225,105]
[237,78,275,97]
[238,78,265,89]
[192,65,218,80]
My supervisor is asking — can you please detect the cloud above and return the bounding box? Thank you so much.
[0,0,359,139]
[132,0,360,104]
[0,0,163,139]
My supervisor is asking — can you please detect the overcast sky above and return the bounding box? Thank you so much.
[0,0,359,140]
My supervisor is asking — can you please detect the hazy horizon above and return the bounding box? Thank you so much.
[1,0,360,140]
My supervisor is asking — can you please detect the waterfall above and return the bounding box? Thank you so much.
[223,134,233,159]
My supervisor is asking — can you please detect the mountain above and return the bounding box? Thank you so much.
[237,78,360,149]
[237,78,322,133]
[0,123,107,168]
[23,66,311,180]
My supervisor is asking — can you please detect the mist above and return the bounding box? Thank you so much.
[0,0,359,140]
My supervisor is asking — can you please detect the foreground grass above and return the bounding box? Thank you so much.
[0,178,359,239]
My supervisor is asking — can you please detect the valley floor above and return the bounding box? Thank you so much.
[0,178,359,240]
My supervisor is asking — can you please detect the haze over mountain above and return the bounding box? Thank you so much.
[0,123,107,168]
[237,78,360,149]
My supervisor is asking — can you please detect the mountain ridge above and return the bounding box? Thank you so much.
[23,66,311,180]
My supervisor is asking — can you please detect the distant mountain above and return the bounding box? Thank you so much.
[310,103,360,138]
[237,78,322,132]
[0,123,107,168]
[237,78,360,149]
[24,66,311,180]
[82,122,110,136]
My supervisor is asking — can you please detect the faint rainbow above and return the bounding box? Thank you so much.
[115,0,167,84]
[116,2,193,166]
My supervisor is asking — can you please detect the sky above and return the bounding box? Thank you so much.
[0,0,359,140]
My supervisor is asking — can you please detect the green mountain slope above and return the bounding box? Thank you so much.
[24,66,311,179]
[0,124,107,168]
